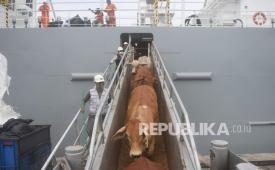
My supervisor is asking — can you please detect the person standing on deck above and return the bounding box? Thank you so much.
[104,0,117,26]
[110,47,124,67]
[110,46,124,75]
[39,2,50,28]
[90,8,104,26]
[123,42,128,51]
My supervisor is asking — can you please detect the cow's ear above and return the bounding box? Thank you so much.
[111,126,126,141]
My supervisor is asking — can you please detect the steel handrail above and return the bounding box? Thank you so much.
[151,42,201,170]
[41,110,81,170]
[41,46,118,170]
[73,61,114,145]
[152,45,198,169]
[73,115,89,145]
[151,46,198,168]
[3,1,206,5]
[3,5,275,13]
[4,9,275,13]
[72,62,114,145]
[84,44,130,170]
[72,60,114,145]
[2,5,275,28]
[156,44,200,169]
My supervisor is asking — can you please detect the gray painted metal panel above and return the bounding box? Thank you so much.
[0,28,275,156]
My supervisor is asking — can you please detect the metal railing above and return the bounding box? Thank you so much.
[3,12,275,28]
[151,42,201,170]
[1,1,275,28]
[84,43,131,170]
[41,45,128,170]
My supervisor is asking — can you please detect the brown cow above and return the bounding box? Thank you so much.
[130,66,157,90]
[125,156,165,170]
[112,85,158,158]
[131,56,152,73]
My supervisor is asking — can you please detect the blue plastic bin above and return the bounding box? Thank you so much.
[0,125,51,170]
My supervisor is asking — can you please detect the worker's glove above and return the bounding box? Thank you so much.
[110,59,115,64]
[80,107,85,113]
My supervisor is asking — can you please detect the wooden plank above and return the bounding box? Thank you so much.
[241,153,275,162]
[199,155,210,168]
[200,153,275,169]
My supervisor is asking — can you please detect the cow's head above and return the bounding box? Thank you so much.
[112,119,150,158]
[131,60,139,73]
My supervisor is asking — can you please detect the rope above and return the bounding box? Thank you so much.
[2,0,9,28]
[153,0,159,26]
[6,5,8,27]
[166,0,171,25]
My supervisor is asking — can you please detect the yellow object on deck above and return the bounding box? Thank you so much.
[1,0,9,28]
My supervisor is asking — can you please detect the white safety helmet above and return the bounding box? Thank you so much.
[117,47,123,51]
[123,42,128,45]
[94,74,104,83]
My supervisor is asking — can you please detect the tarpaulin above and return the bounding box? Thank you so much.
[0,53,20,127]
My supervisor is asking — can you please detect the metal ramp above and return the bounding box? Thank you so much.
[42,33,201,170]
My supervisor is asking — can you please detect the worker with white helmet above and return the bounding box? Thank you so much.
[110,46,124,67]
[81,74,107,137]
[117,47,124,54]
[123,42,128,51]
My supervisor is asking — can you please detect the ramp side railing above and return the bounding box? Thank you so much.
[72,60,117,147]
[83,43,132,170]
[2,1,275,28]
[151,42,201,170]
[41,43,131,170]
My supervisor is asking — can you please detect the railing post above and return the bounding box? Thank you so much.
[74,118,79,145]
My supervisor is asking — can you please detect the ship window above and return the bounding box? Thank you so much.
[26,0,32,8]
[10,0,15,10]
